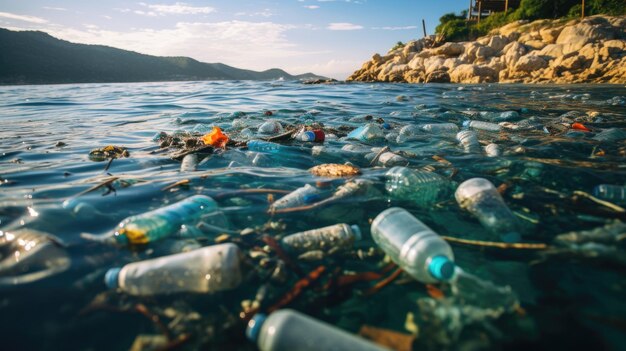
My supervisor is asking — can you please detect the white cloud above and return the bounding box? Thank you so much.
[145,2,216,15]
[42,7,67,11]
[372,26,418,30]
[134,10,158,17]
[304,5,320,9]
[234,9,274,17]
[0,11,48,24]
[102,15,112,20]
[327,22,362,30]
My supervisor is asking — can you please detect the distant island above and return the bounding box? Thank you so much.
[0,28,325,85]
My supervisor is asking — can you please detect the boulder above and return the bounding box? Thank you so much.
[497,20,527,39]
[540,27,563,44]
[502,41,527,66]
[488,35,509,52]
[514,55,548,72]
[556,19,616,55]
[407,56,425,70]
[449,64,497,83]
[525,40,547,50]
[536,44,565,60]
[432,42,465,57]
[424,69,450,83]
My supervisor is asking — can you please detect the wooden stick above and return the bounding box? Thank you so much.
[573,190,625,213]
[365,268,404,296]
[161,179,190,191]
[441,236,550,250]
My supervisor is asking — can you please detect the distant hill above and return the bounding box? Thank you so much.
[0,28,325,85]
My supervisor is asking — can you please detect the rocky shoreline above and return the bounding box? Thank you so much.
[347,15,626,84]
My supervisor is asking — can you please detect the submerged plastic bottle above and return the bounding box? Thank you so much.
[258,119,284,135]
[105,243,242,296]
[421,123,459,133]
[593,184,626,204]
[346,123,385,142]
[281,224,362,253]
[455,178,521,242]
[246,309,389,351]
[456,130,481,153]
[109,195,219,245]
[463,120,501,132]
[180,154,198,172]
[247,140,288,154]
[370,207,455,283]
[484,143,501,157]
[385,166,450,207]
[270,184,321,211]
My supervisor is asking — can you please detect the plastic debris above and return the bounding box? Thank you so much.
[201,126,229,148]
[309,163,361,177]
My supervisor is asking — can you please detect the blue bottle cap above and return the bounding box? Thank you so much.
[246,313,267,342]
[462,120,471,128]
[428,256,455,281]
[382,123,391,130]
[104,267,121,289]
[350,225,362,241]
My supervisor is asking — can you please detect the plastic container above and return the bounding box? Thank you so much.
[180,154,198,172]
[385,166,450,207]
[484,143,501,157]
[455,178,521,242]
[111,195,219,245]
[421,123,459,133]
[105,243,242,296]
[270,184,321,211]
[370,207,455,283]
[593,184,626,204]
[399,125,422,136]
[258,120,283,135]
[281,224,362,253]
[456,130,481,153]
[246,309,389,351]
[372,152,408,167]
[463,120,501,132]
[297,130,325,142]
[346,123,385,142]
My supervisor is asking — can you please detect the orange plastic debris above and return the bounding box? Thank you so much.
[572,122,590,132]
[426,284,445,299]
[201,127,229,148]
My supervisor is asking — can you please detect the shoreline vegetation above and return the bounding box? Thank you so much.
[348,0,626,84]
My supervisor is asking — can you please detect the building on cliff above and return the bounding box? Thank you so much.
[468,0,522,22]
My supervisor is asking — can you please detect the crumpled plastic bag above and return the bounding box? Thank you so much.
[201,127,229,148]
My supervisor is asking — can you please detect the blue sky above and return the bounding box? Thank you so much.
[0,1,469,78]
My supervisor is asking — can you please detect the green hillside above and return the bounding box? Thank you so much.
[0,28,324,85]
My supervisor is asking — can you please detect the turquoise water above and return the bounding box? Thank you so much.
[1,81,626,350]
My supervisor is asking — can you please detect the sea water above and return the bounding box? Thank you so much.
[1,81,625,350]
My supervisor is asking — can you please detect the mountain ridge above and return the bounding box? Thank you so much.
[0,28,324,85]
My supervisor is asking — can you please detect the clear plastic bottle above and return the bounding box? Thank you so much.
[104,243,242,296]
[463,120,501,132]
[109,195,219,245]
[258,119,284,135]
[246,309,389,351]
[270,184,321,211]
[456,130,481,153]
[455,178,521,242]
[370,207,455,283]
[421,123,459,133]
[180,154,198,172]
[593,184,626,204]
[247,140,286,154]
[399,124,422,136]
[281,224,362,253]
[296,130,325,142]
[385,166,450,207]
[346,123,384,142]
[484,143,501,157]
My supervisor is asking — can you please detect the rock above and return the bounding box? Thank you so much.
[556,18,617,55]
[402,40,424,57]
[449,64,497,83]
[514,55,548,73]
[487,35,509,52]
[536,44,565,60]
[540,27,563,44]
[525,40,547,51]
[424,69,450,83]
[432,42,465,57]
[560,55,588,71]
[497,20,527,39]
[502,42,527,66]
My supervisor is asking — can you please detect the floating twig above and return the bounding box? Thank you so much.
[364,268,403,296]
[572,190,625,213]
[261,235,304,277]
[441,236,550,250]
[267,265,326,313]
[161,179,190,191]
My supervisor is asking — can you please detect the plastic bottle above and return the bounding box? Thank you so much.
[463,120,501,132]
[104,243,242,296]
[111,195,219,245]
[376,152,408,166]
[296,130,325,142]
[258,119,283,135]
[385,166,450,207]
[456,131,481,153]
[246,309,389,351]
[346,123,384,142]
[455,178,521,242]
[180,154,198,172]
[421,123,459,133]
[370,207,455,283]
[247,140,288,154]
[593,184,626,204]
[399,125,422,136]
[270,184,321,211]
[281,224,362,253]
[484,143,501,157]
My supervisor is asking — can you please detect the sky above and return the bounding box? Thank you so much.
[0,1,470,79]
